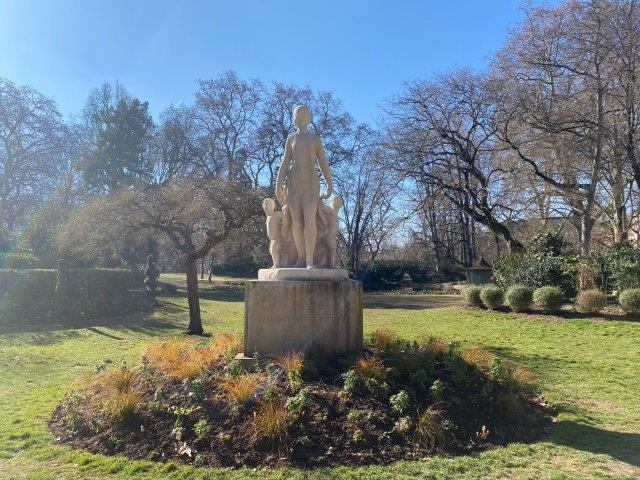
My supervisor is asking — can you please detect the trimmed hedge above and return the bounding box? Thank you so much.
[0,251,39,269]
[505,285,534,312]
[461,285,483,307]
[211,261,261,278]
[575,289,607,313]
[618,289,640,314]
[533,286,565,312]
[0,268,146,321]
[480,284,503,310]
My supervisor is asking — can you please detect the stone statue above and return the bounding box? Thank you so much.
[263,198,286,268]
[315,196,343,268]
[263,194,342,269]
[55,258,69,296]
[276,105,333,268]
[144,255,160,295]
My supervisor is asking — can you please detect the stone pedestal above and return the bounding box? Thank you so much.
[243,269,362,359]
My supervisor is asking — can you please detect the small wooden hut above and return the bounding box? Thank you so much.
[466,257,493,285]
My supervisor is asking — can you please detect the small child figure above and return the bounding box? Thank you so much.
[323,196,343,268]
[263,198,285,268]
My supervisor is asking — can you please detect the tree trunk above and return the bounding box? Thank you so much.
[184,257,204,335]
[580,215,595,255]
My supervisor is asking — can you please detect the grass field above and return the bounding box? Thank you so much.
[0,282,639,479]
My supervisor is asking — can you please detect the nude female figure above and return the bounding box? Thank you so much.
[276,105,333,268]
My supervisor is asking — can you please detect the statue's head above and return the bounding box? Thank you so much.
[262,197,276,215]
[147,255,154,265]
[293,105,312,129]
[330,195,343,210]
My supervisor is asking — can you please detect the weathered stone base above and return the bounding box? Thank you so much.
[244,279,363,358]
[257,268,349,281]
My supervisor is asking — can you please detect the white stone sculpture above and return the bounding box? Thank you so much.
[263,194,342,270]
[275,105,333,269]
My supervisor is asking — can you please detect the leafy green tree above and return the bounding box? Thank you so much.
[79,83,154,193]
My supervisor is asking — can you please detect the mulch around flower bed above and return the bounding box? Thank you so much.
[49,333,553,468]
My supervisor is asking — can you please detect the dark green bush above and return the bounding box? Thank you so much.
[0,251,39,269]
[505,285,533,312]
[461,285,482,307]
[493,252,576,298]
[533,286,565,312]
[618,289,640,314]
[211,261,261,278]
[366,261,406,283]
[0,268,146,322]
[480,285,503,310]
[608,245,640,292]
[575,289,607,313]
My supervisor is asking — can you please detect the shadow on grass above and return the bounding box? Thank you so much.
[363,294,461,310]
[160,286,244,303]
[0,300,185,343]
[551,421,640,467]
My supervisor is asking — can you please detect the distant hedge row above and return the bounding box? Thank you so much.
[0,268,147,321]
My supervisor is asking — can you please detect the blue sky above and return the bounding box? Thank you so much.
[1,0,529,123]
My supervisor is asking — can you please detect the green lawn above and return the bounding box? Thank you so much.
[0,286,639,479]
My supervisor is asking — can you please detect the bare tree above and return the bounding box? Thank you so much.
[0,78,66,247]
[336,146,400,273]
[193,71,262,180]
[493,0,616,253]
[58,176,259,334]
[385,70,524,253]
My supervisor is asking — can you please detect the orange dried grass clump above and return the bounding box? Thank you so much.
[143,333,239,380]
[252,399,287,439]
[461,346,495,372]
[370,330,398,350]
[354,356,388,381]
[220,374,263,405]
[278,352,304,375]
[80,365,140,422]
[421,337,450,359]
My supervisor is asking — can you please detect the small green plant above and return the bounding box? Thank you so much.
[505,284,534,312]
[619,288,640,314]
[278,352,304,389]
[533,286,565,312]
[461,285,483,307]
[183,378,205,400]
[365,378,389,398]
[347,409,366,422]
[389,390,410,414]
[342,369,359,396]
[415,404,447,450]
[410,368,430,389]
[394,416,412,433]
[225,359,246,377]
[193,419,212,441]
[575,289,607,313]
[430,379,444,402]
[352,428,366,443]
[480,285,504,310]
[297,435,312,448]
[285,387,312,418]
